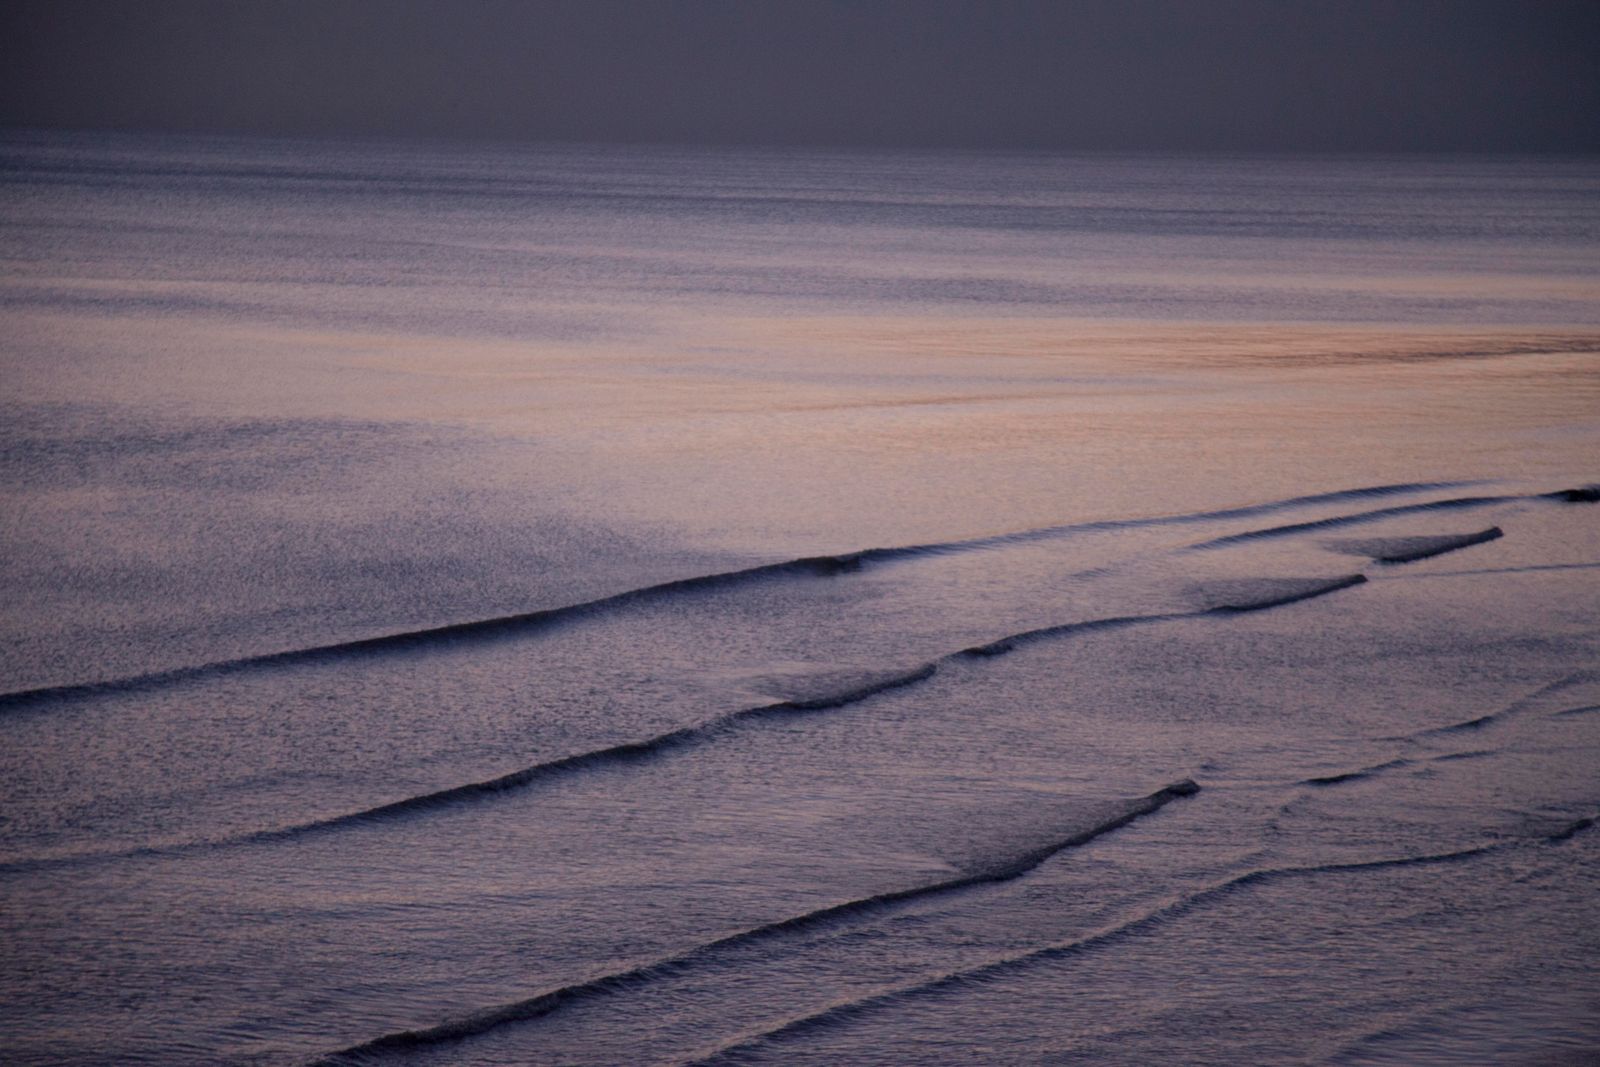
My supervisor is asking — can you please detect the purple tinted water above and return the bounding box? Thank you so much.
[1,132,1597,1064]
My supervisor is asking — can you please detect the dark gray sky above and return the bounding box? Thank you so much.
[3,0,1597,152]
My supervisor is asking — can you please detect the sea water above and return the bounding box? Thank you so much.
[1,131,1598,1064]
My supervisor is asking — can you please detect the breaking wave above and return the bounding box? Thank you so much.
[682,843,1527,1065]
[2,573,1373,873]
[1326,526,1503,564]
[1187,495,1518,549]
[0,480,1490,712]
[1303,758,1413,786]
[314,781,1200,1064]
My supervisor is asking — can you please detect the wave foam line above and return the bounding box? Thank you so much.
[264,664,939,841]
[0,664,938,876]
[1303,758,1414,786]
[0,480,1488,712]
[1373,561,1600,581]
[859,480,1486,560]
[0,553,872,712]
[1547,815,1596,843]
[1202,478,1590,552]
[312,780,1200,1065]
[1187,494,1520,550]
[681,843,1521,1066]
[1364,526,1504,564]
[1294,676,1600,791]
[1553,704,1600,719]
[1298,747,1498,788]
[2,575,1373,875]
[961,575,1368,659]
[1411,673,1594,738]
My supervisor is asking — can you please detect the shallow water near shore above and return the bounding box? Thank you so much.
[1,132,1598,1065]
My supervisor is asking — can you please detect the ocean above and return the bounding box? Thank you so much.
[1,130,1597,1065]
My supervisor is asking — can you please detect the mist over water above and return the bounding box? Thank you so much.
[1,131,1598,1065]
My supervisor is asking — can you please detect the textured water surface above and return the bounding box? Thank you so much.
[1,132,1598,1065]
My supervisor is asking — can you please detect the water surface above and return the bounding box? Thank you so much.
[2,132,1598,1065]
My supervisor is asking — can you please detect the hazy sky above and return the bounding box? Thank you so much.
[3,0,1597,152]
